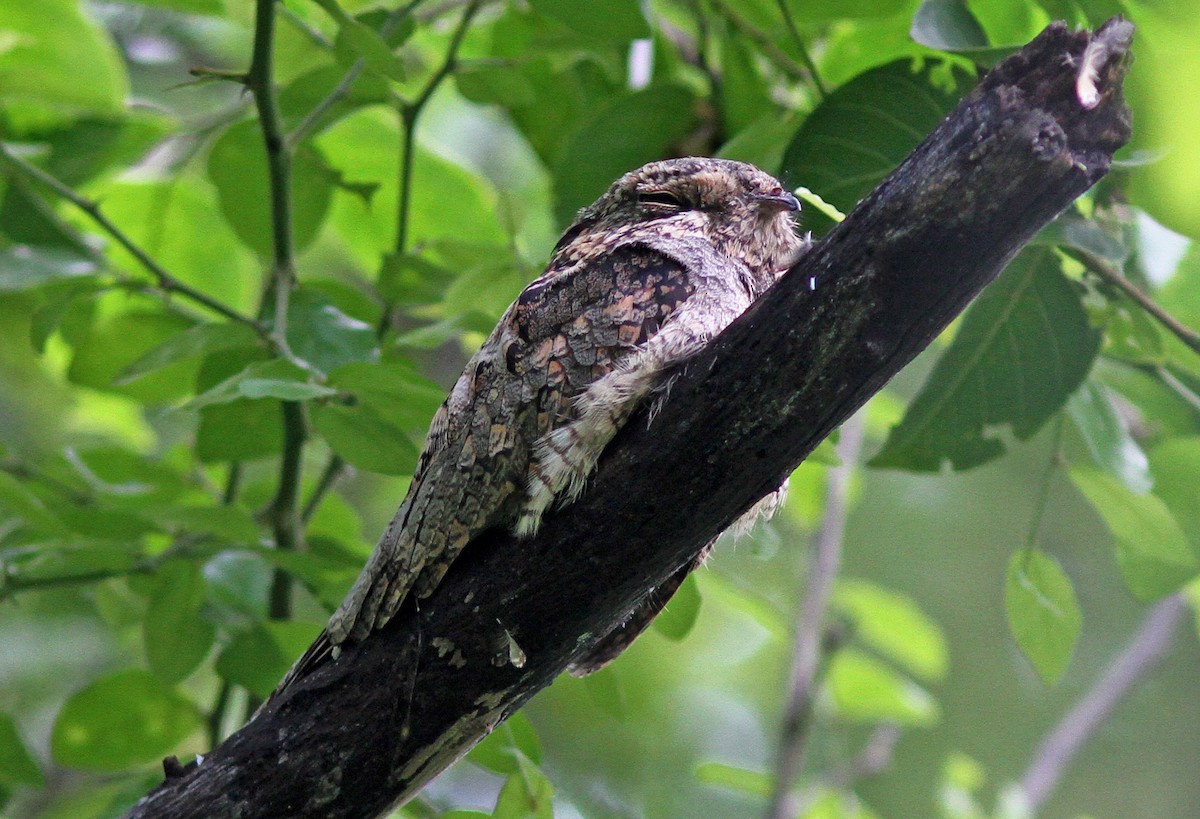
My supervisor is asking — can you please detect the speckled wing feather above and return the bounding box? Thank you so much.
[279,157,804,690]
[325,242,699,646]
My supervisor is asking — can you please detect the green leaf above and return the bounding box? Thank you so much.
[651,573,702,641]
[0,0,127,114]
[825,649,939,726]
[492,755,554,819]
[1005,549,1081,684]
[0,714,43,787]
[198,398,284,462]
[1,174,95,258]
[779,60,967,235]
[311,402,420,476]
[801,789,883,819]
[216,621,322,699]
[694,762,772,798]
[1148,438,1200,551]
[456,64,537,108]
[720,38,777,139]
[1067,381,1152,493]
[333,15,406,82]
[187,359,336,408]
[68,310,199,403]
[144,560,216,684]
[1097,294,1167,365]
[831,580,948,682]
[152,504,259,543]
[580,666,625,719]
[328,360,444,436]
[872,249,1101,471]
[279,65,389,134]
[1070,468,1197,600]
[194,350,283,462]
[122,0,224,13]
[84,175,258,312]
[910,0,989,51]
[116,323,260,384]
[1125,5,1200,238]
[527,0,650,43]
[33,111,176,188]
[250,546,359,608]
[207,121,334,257]
[204,551,271,617]
[30,277,104,353]
[317,109,506,275]
[52,669,201,771]
[284,288,378,374]
[467,713,542,775]
[0,245,97,292]
[311,0,407,81]
[0,470,69,535]
[552,85,697,223]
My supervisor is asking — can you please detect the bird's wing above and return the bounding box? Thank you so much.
[319,243,697,650]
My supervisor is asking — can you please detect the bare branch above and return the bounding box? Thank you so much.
[0,144,264,335]
[286,2,422,149]
[1074,248,1200,357]
[395,0,483,257]
[766,413,865,819]
[1019,592,1188,813]
[774,0,827,98]
[246,0,307,619]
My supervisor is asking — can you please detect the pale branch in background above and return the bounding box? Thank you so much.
[1018,592,1188,812]
[767,412,865,819]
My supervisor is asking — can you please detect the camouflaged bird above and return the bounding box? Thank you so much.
[297,157,805,681]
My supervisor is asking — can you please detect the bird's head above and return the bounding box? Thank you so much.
[574,157,806,293]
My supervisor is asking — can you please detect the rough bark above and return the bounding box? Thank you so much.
[128,19,1133,819]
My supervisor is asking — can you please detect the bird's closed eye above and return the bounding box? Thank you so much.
[637,190,686,209]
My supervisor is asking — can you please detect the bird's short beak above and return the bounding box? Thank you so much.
[755,191,801,213]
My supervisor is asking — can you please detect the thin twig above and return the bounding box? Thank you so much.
[300,454,345,524]
[277,3,333,49]
[0,538,204,602]
[708,0,809,82]
[0,461,91,505]
[766,412,866,819]
[300,1,481,521]
[1019,592,1187,812]
[1154,365,1200,414]
[286,1,424,150]
[246,0,296,340]
[1073,248,1200,357]
[246,0,308,620]
[268,402,307,620]
[774,0,827,98]
[0,144,263,334]
[0,564,155,602]
[395,0,483,256]
[821,723,901,791]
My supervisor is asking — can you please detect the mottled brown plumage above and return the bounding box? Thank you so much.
[288,157,805,685]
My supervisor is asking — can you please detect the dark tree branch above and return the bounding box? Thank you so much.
[127,20,1133,819]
